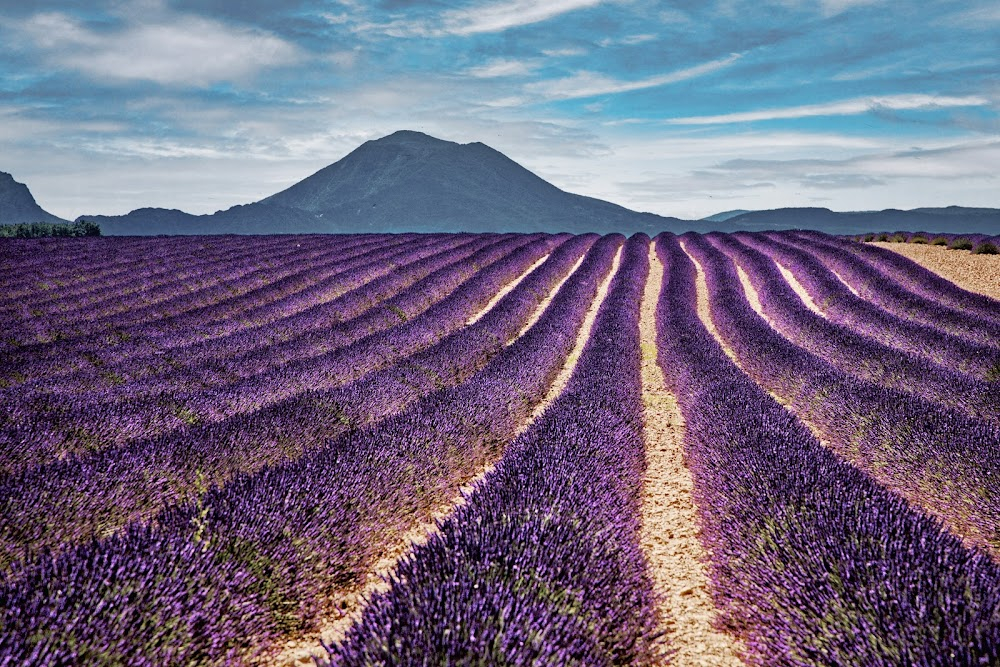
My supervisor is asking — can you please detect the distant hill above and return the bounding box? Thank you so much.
[702,209,752,222]
[0,172,68,226]
[82,130,697,236]
[4,132,999,236]
[722,207,1000,236]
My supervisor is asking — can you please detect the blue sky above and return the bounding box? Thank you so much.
[1,0,998,220]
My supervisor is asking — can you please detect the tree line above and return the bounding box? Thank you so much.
[0,220,101,238]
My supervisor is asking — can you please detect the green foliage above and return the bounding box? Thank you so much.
[948,238,974,250]
[972,241,999,255]
[388,303,408,321]
[0,220,101,238]
[887,233,906,243]
[875,233,889,242]
[908,235,928,244]
[930,236,949,246]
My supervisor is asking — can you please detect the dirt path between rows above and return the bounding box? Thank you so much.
[775,261,827,317]
[465,253,550,325]
[872,242,1000,301]
[270,246,621,666]
[639,244,745,666]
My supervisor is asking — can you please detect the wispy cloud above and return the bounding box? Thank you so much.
[464,58,538,78]
[18,11,298,87]
[367,0,606,37]
[598,33,657,47]
[665,94,991,124]
[706,140,1000,184]
[529,53,742,100]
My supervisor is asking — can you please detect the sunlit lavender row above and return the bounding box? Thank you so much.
[2,230,998,665]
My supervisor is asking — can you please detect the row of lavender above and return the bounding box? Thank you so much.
[737,233,1000,381]
[2,234,537,460]
[2,230,998,664]
[0,234,609,572]
[325,234,662,665]
[794,231,1000,334]
[0,236,622,663]
[707,233,999,421]
[654,233,1000,664]
[684,233,1000,557]
[851,230,1000,253]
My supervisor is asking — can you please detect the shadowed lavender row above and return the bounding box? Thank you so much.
[325,234,661,667]
[0,234,398,349]
[708,233,999,423]
[0,233,290,309]
[1,233,468,382]
[683,233,1000,558]
[779,231,1000,349]
[0,233,595,573]
[0,236,622,666]
[1,234,536,462]
[821,232,1000,323]
[738,232,1000,380]
[655,233,1000,665]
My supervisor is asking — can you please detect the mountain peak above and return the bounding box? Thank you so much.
[372,130,456,148]
[0,171,68,225]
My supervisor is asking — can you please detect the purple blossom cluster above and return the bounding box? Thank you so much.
[325,234,662,666]
[0,234,600,573]
[737,232,1000,380]
[0,235,621,664]
[655,232,1000,664]
[817,232,1000,323]
[706,232,999,422]
[682,232,1000,557]
[1,230,998,665]
[2,234,529,467]
[778,232,1000,348]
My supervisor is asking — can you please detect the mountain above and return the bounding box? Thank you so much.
[10,130,998,236]
[81,130,699,236]
[0,172,69,225]
[702,209,752,223]
[722,207,1000,236]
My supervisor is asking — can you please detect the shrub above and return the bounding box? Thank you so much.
[909,235,929,244]
[875,233,889,242]
[930,236,949,246]
[948,238,974,250]
[888,233,907,243]
[972,242,999,255]
[987,360,1000,383]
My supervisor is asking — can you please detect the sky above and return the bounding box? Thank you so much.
[0,0,998,221]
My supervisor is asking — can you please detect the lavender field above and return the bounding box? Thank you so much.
[1,231,999,666]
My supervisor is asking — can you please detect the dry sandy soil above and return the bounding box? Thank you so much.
[872,242,1000,301]
[639,246,745,666]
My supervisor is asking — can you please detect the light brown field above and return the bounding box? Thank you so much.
[872,242,1000,300]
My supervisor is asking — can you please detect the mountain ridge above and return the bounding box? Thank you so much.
[0,172,69,226]
[3,131,999,235]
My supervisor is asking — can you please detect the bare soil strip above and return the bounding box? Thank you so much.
[872,242,1000,301]
[639,245,745,666]
[511,252,588,343]
[681,243,822,433]
[830,267,860,296]
[775,261,827,317]
[271,247,623,666]
[465,253,551,325]
[681,240,741,368]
